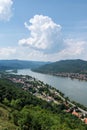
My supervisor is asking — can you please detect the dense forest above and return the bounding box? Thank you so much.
[0,76,87,130]
[33,59,87,73]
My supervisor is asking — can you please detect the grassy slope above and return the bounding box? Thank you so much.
[0,104,17,130]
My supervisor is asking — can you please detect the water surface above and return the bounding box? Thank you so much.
[17,69,87,107]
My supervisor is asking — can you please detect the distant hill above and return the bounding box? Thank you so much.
[33,59,87,73]
[0,59,48,70]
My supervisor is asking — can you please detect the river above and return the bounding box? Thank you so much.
[17,69,87,107]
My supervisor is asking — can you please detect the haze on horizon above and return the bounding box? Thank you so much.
[0,0,87,62]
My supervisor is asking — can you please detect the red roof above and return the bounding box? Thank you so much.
[84,118,87,124]
[72,111,79,117]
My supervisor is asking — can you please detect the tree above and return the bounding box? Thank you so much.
[3,98,10,106]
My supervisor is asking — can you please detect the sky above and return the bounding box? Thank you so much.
[0,0,87,61]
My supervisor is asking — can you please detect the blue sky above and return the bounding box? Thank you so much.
[0,0,87,61]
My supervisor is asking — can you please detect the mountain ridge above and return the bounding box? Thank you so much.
[0,59,49,70]
[33,59,87,73]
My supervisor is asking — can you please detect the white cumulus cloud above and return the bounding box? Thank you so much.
[0,0,13,21]
[19,15,64,54]
[18,15,87,61]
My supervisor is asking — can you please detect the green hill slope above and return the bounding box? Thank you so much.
[33,59,87,73]
[0,104,18,130]
[0,75,87,129]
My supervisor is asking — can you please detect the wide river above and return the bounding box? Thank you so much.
[17,69,87,107]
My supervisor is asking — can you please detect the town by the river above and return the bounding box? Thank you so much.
[16,69,87,107]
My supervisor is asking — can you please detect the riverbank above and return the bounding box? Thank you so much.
[3,72,87,124]
[53,72,87,81]
[15,69,87,107]
[35,71,87,81]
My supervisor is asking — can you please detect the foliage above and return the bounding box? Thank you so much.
[33,59,87,73]
[0,78,87,130]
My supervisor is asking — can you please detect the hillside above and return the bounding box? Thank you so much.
[0,59,48,70]
[33,59,87,73]
[0,103,18,130]
[0,73,87,130]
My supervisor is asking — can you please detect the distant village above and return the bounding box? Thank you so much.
[7,74,59,103]
[54,72,87,81]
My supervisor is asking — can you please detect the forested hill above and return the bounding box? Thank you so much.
[0,74,87,129]
[0,60,48,70]
[33,59,87,73]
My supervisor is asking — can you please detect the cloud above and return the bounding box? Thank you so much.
[16,15,87,61]
[63,39,85,55]
[0,39,86,61]
[0,0,13,21]
[18,39,85,61]
[19,15,64,54]
[45,40,85,61]
[47,39,85,61]
[0,47,16,58]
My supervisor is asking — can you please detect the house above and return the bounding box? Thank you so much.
[72,110,80,118]
[84,118,87,124]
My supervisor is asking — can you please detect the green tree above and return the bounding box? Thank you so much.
[3,98,10,106]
